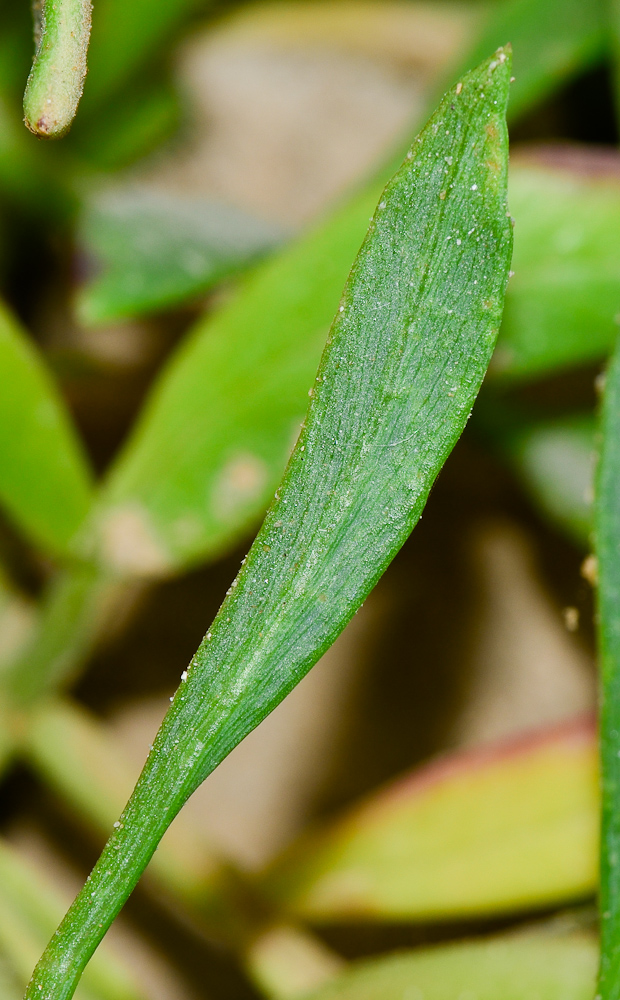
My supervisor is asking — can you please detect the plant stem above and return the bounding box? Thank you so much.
[5,563,140,706]
[23,0,92,138]
[596,335,620,999]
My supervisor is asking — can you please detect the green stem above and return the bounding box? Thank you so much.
[23,0,92,138]
[5,562,138,706]
[596,335,620,999]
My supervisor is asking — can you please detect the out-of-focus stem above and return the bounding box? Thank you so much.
[23,0,92,138]
[596,334,620,999]
[5,562,143,706]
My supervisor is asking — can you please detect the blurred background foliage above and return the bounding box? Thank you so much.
[0,0,618,997]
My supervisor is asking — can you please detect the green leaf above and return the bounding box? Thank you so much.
[25,49,513,1000]
[447,0,605,121]
[22,698,223,906]
[595,334,620,998]
[264,721,598,922]
[304,929,598,1000]
[502,413,596,545]
[492,154,620,381]
[78,0,207,114]
[76,188,284,325]
[87,0,605,577]
[87,182,379,575]
[0,302,93,558]
[0,839,146,1000]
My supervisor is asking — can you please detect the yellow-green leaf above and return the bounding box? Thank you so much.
[264,721,598,921]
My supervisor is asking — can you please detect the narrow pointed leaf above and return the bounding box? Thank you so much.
[264,721,598,921]
[0,840,145,1000]
[85,0,596,577]
[448,0,604,121]
[25,51,513,1000]
[304,929,598,1000]
[595,334,620,998]
[28,50,512,1000]
[0,302,93,558]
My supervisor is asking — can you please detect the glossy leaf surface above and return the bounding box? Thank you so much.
[305,929,597,1000]
[0,302,92,558]
[25,51,513,1000]
[265,721,598,921]
[595,335,620,999]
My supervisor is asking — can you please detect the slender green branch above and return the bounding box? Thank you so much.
[23,0,92,138]
[597,335,620,999]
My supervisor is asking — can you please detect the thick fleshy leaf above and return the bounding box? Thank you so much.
[493,149,620,381]
[264,721,598,921]
[304,929,598,1000]
[76,188,284,325]
[25,51,513,1000]
[0,302,93,557]
[595,335,620,998]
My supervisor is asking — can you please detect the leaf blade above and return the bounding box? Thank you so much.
[0,302,93,558]
[24,50,513,1000]
[264,721,598,921]
[304,929,598,1000]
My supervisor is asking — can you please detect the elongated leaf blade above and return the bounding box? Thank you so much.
[25,50,513,1000]
[0,302,93,557]
[304,929,598,1000]
[22,698,222,905]
[88,0,604,576]
[494,150,620,381]
[264,721,598,921]
[0,840,145,1000]
[595,334,620,998]
[76,189,284,325]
